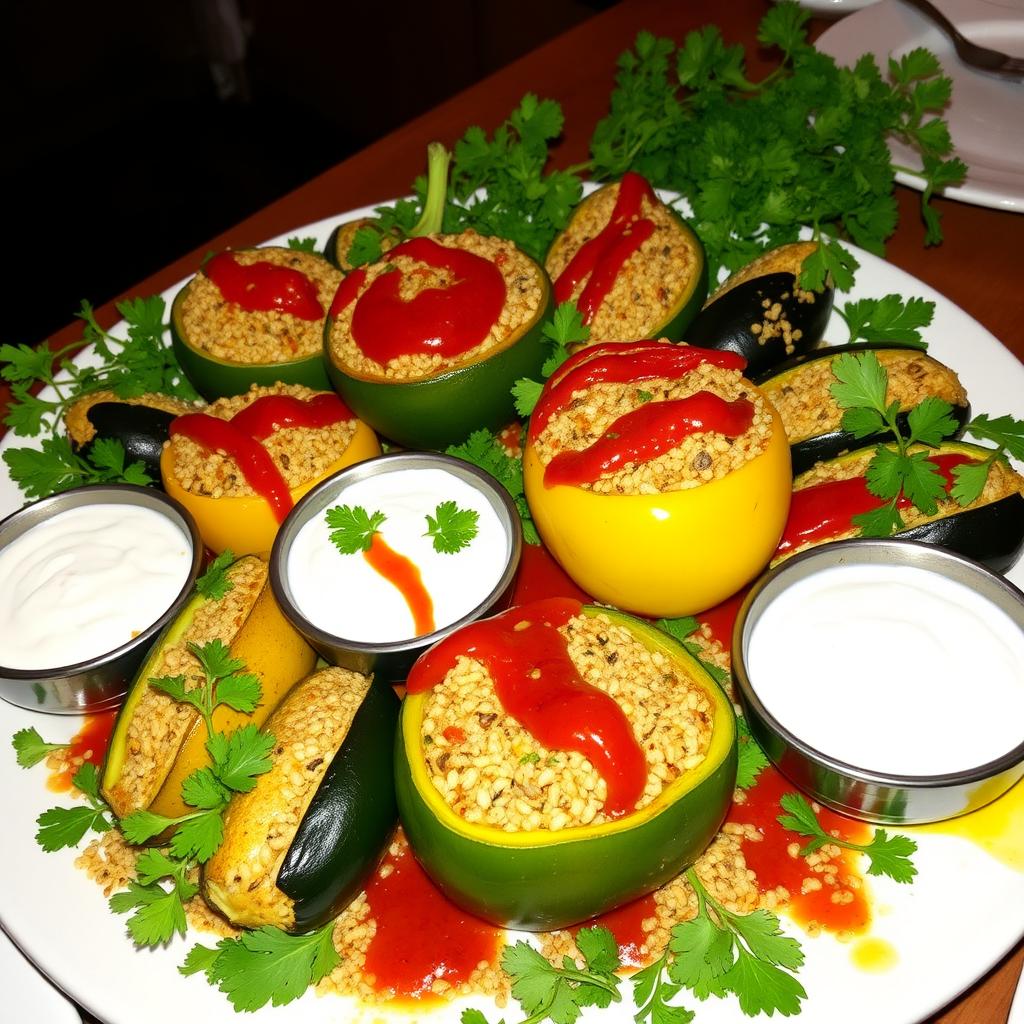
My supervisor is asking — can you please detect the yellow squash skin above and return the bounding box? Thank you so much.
[159,419,380,557]
[523,392,791,617]
[101,556,316,821]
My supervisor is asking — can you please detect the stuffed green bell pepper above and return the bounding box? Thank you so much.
[395,597,737,931]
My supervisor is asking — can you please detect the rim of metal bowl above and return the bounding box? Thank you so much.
[270,451,523,655]
[733,537,1024,790]
[0,483,204,678]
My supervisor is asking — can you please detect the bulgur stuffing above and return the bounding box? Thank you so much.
[532,361,773,494]
[166,382,357,498]
[180,246,341,363]
[764,350,967,444]
[204,667,373,930]
[545,183,701,344]
[775,446,1024,563]
[328,231,544,382]
[420,611,715,830]
[103,557,267,818]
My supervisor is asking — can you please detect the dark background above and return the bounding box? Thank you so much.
[4,0,610,350]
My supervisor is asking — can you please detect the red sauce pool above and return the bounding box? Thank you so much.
[362,843,503,1001]
[47,709,117,792]
[729,766,872,934]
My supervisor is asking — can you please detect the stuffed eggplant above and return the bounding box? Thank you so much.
[774,440,1024,571]
[65,391,199,482]
[396,599,736,930]
[102,555,316,821]
[683,241,833,376]
[204,667,399,933]
[757,343,969,474]
[545,172,707,345]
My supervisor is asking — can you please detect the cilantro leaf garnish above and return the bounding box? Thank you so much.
[12,726,69,768]
[195,550,235,600]
[286,236,318,252]
[425,500,479,553]
[838,295,934,348]
[735,716,770,791]
[778,792,918,883]
[447,429,539,545]
[513,303,591,418]
[35,763,111,851]
[950,413,1024,506]
[667,869,806,1016]
[346,225,385,268]
[110,879,193,947]
[183,921,341,1012]
[325,504,386,554]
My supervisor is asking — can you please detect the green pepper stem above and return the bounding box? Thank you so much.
[410,142,451,237]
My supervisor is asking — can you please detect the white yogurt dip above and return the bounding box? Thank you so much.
[746,563,1024,776]
[0,503,193,670]
[287,467,510,644]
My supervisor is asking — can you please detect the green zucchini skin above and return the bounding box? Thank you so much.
[278,677,400,932]
[545,183,708,342]
[756,344,969,476]
[170,281,331,401]
[394,607,737,931]
[683,272,832,376]
[325,278,553,451]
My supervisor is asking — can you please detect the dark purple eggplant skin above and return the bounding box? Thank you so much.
[683,272,833,377]
[77,403,176,482]
[898,493,1024,573]
[755,343,970,476]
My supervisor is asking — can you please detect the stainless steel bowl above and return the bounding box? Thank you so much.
[0,484,203,714]
[270,452,522,682]
[733,539,1024,824]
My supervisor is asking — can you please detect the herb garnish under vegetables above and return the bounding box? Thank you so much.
[778,793,918,884]
[424,500,479,553]
[830,351,1024,535]
[36,763,113,851]
[512,302,591,419]
[326,504,387,554]
[837,295,935,349]
[11,727,69,768]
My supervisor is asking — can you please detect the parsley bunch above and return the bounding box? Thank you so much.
[1,295,198,498]
[512,303,590,419]
[587,4,965,285]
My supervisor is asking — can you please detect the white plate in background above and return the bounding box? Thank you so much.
[818,0,1024,211]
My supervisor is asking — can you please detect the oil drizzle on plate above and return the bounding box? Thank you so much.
[850,936,899,973]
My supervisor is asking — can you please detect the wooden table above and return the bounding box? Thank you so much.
[6,1,1022,1021]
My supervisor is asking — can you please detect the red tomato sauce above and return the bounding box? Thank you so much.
[407,597,647,817]
[362,843,503,1001]
[204,252,323,320]
[729,766,871,934]
[578,892,658,968]
[47,709,117,793]
[364,532,435,635]
[543,392,754,487]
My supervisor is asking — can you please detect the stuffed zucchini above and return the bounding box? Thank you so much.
[204,666,399,933]
[101,555,316,821]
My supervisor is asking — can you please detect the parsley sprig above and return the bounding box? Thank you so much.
[194,549,236,601]
[512,303,590,419]
[447,429,540,545]
[326,505,387,554]
[182,921,341,1012]
[644,869,806,1018]
[778,793,918,884]
[35,763,113,851]
[838,295,935,348]
[1,295,198,498]
[465,927,622,1024]
[12,726,69,768]
[425,501,479,553]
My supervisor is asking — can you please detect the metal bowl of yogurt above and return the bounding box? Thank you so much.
[0,484,203,713]
[733,539,1024,824]
[270,451,523,682]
